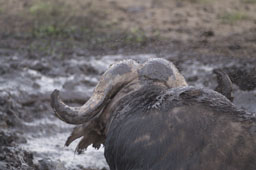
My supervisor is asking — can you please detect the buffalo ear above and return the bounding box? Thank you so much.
[213,69,234,102]
[65,125,84,147]
[65,121,105,153]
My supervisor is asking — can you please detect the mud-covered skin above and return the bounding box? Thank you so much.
[139,59,173,82]
[138,58,187,88]
[105,86,256,170]
[108,62,132,76]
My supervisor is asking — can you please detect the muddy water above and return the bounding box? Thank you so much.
[0,54,256,170]
[21,118,107,169]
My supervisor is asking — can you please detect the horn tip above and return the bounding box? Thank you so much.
[51,89,60,97]
[50,89,60,108]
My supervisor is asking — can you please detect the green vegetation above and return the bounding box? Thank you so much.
[177,0,212,3]
[125,28,148,44]
[1,0,254,57]
[25,1,76,38]
[31,25,78,38]
[28,1,72,17]
[29,2,52,15]
[219,11,249,24]
[242,0,256,3]
[13,0,152,47]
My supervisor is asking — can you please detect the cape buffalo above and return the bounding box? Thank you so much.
[51,58,256,170]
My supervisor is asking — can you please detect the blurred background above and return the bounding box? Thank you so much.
[0,0,256,170]
[1,0,256,56]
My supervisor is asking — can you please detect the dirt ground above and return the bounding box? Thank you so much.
[0,0,256,170]
[0,0,256,57]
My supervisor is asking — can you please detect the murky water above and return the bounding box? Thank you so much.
[1,54,255,169]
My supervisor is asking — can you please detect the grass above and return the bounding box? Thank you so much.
[29,2,52,15]
[178,0,212,3]
[126,28,148,44]
[5,0,151,47]
[31,25,78,38]
[2,0,254,56]
[242,0,256,3]
[219,11,249,24]
[26,1,76,37]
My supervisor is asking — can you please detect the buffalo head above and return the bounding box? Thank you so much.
[51,58,187,152]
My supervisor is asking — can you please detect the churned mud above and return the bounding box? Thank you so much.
[0,53,256,170]
[0,0,256,169]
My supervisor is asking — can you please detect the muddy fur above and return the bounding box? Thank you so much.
[104,85,256,170]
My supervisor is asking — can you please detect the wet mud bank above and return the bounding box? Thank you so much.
[0,52,256,170]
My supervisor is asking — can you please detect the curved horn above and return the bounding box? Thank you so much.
[51,60,139,124]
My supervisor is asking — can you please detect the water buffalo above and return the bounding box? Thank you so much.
[51,58,256,170]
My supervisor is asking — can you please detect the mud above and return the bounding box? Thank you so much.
[1,0,256,169]
[0,51,256,170]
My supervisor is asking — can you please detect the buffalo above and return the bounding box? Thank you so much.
[51,58,256,170]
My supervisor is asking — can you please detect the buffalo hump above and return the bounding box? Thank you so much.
[105,86,256,170]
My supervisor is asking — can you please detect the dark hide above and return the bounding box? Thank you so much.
[104,86,256,170]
